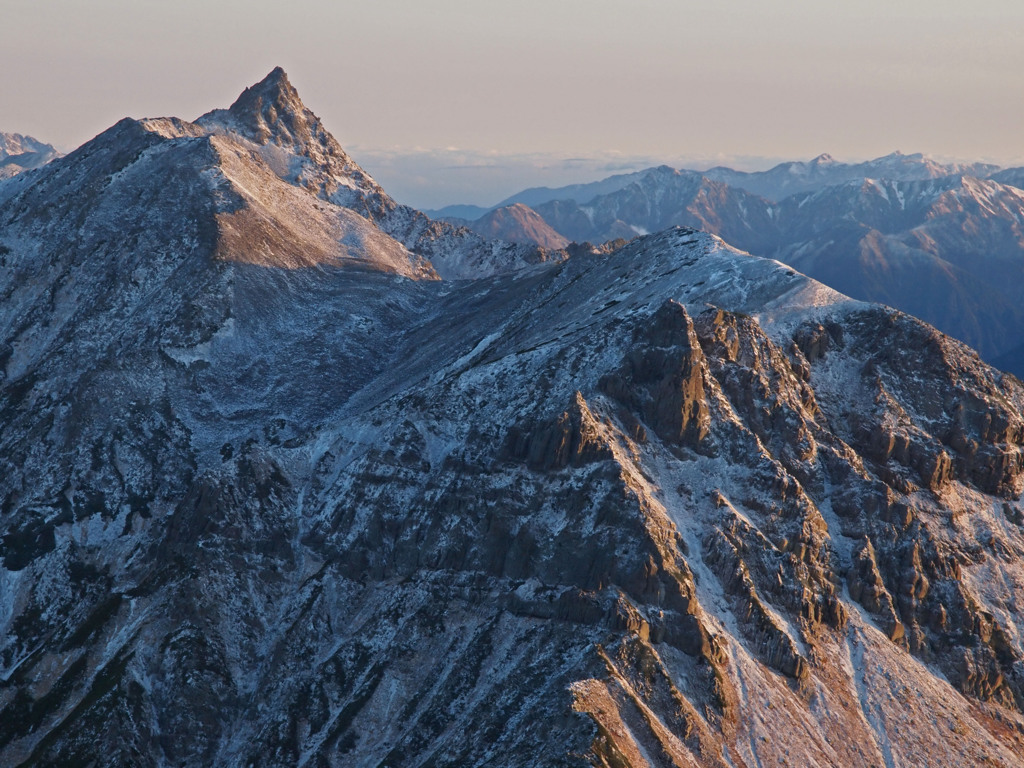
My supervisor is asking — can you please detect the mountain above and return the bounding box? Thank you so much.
[0,132,60,179]
[194,67,559,279]
[446,203,570,249]
[771,175,1024,362]
[703,151,1001,202]
[424,169,658,221]
[990,166,1024,191]
[529,166,776,254]
[460,164,1024,373]
[496,167,659,210]
[434,153,999,219]
[3,70,1024,767]
[423,202,491,220]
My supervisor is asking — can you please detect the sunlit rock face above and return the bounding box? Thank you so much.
[2,70,1024,767]
[0,132,60,180]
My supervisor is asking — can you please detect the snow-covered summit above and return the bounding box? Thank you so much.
[207,66,308,146]
[703,150,1001,201]
[197,67,386,213]
[193,67,551,277]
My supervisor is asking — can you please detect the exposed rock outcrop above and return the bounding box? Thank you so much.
[600,300,711,449]
[3,72,1024,768]
[505,391,614,470]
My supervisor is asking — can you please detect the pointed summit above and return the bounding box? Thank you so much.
[230,67,298,114]
[197,66,355,170]
[263,65,289,84]
[212,66,318,148]
[196,68,393,219]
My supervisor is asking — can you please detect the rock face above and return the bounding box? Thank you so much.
[505,392,614,470]
[599,300,711,448]
[3,71,1024,767]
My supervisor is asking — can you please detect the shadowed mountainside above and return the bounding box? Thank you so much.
[2,70,1024,767]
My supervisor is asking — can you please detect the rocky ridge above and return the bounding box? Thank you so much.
[701,151,1001,202]
[2,70,1024,767]
[447,164,1024,372]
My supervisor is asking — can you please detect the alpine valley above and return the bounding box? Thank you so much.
[2,69,1024,768]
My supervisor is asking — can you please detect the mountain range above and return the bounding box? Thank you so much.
[0,133,60,180]
[2,69,1024,767]
[437,157,1024,375]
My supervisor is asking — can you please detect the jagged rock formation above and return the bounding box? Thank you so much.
[194,68,556,280]
[2,70,1024,768]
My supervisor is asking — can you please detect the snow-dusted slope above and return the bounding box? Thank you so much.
[0,132,60,179]
[461,166,1024,371]
[193,67,556,280]
[703,151,1001,201]
[2,73,1024,768]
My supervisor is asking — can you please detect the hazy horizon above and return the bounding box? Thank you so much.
[4,1,1022,208]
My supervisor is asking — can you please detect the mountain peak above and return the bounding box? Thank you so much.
[194,67,395,217]
[196,66,333,155]
[236,66,295,105]
[217,66,312,146]
[469,202,569,249]
[265,65,288,83]
[811,153,836,165]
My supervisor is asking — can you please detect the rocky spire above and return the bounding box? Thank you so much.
[195,67,392,213]
[219,66,320,148]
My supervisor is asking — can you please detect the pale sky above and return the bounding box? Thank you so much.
[3,0,1023,207]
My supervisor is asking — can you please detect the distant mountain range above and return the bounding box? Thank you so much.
[434,156,1024,374]
[0,132,60,179]
[701,151,1001,201]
